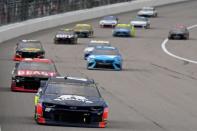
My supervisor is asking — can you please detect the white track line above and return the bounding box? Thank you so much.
[161,24,197,64]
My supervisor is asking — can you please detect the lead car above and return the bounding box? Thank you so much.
[34,76,109,128]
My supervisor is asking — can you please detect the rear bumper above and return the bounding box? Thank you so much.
[11,82,38,93]
[13,56,23,61]
[13,55,44,61]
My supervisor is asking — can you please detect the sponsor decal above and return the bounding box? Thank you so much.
[54,95,93,104]
[17,70,56,77]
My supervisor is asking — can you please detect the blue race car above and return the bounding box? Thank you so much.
[84,40,111,60]
[87,46,122,70]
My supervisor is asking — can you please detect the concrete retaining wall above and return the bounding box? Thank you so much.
[0,0,187,43]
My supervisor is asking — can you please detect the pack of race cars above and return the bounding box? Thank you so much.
[10,6,190,128]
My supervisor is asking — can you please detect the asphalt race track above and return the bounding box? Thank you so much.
[1,1,197,131]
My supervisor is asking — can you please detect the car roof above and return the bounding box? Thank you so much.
[95,45,117,50]
[90,40,110,44]
[20,40,41,43]
[103,16,117,19]
[75,24,91,27]
[142,6,154,10]
[21,58,53,63]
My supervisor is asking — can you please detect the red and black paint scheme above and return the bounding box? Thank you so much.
[11,58,59,92]
[13,40,45,61]
[34,76,108,128]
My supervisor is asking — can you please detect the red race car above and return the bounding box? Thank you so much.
[11,58,59,92]
[13,40,45,61]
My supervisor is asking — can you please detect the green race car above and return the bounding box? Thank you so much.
[113,24,135,37]
[73,24,94,38]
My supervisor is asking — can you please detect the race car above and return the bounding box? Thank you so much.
[99,16,118,28]
[113,24,135,37]
[13,40,45,61]
[54,29,78,44]
[83,40,111,60]
[168,25,189,40]
[87,46,122,70]
[34,76,108,128]
[73,24,94,38]
[11,58,59,92]
[130,16,150,29]
[137,7,158,17]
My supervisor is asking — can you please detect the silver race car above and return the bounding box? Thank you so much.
[138,7,158,17]
[99,16,118,28]
[130,16,150,29]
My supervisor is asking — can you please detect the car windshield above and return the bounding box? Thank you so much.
[45,83,100,97]
[18,61,56,72]
[92,48,118,55]
[18,42,42,49]
[103,16,116,20]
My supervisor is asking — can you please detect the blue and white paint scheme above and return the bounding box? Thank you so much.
[87,46,122,70]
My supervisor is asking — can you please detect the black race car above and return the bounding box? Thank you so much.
[34,76,108,128]
[13,40,45,61]
[168,25,189,40]
[11,58,59,92]
[54,29,78,44]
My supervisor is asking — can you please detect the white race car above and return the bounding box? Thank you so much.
[84,40,111,60]
[138,7,158,17]
[99,16,118,28]
[130,16,150,29]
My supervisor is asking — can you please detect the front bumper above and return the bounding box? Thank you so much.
[54,38,76,44]
[87,60,122,70]
[113,32,131,37]
[36,117,106,128]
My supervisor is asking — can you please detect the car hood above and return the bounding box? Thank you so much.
[42,94,106,107]
[89,55,119,60]
[17,70,57,77]
[170,30,185,34]
[138,10,153,14]
[131,20,147,24]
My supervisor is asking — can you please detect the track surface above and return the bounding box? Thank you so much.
[1,1,197,131]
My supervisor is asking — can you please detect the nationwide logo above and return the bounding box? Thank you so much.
[54,95,93,104]
[17,70,56,77]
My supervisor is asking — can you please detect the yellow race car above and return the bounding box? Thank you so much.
[113,24,135,37]
[73,24,94,38]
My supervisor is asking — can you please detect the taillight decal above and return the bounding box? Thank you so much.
[102,107,109,121]
[36,103,43,116]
